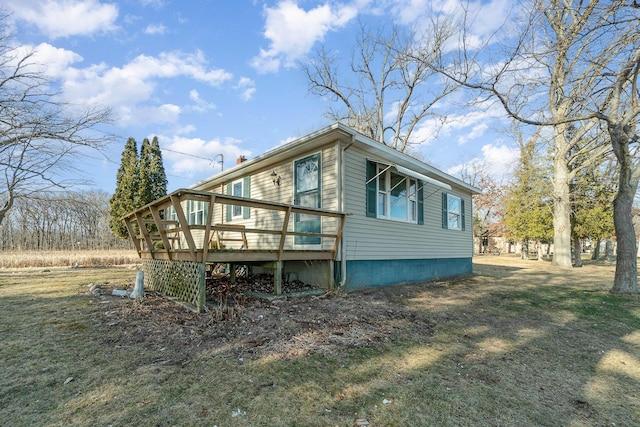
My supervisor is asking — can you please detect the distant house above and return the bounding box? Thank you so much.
[124,123,480,311]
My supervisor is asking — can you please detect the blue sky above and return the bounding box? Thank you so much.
[5,0,519,193]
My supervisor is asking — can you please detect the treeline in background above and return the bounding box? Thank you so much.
[0,190,139,268]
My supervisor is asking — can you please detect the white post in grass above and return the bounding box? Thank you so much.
[130,269,144,299]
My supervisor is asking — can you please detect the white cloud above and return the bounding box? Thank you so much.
[455,0,515,43]
[176,12,189,25]
[56,50,233,126]
[123,14,142,25]
[388,0,516,52]
[278,136,298,146]
[446,142,518,183]
[188,89,216,113]
[5,0,119,39]
[189,90,201,102]
[480,143,519,177]
[458,122,489,145]
[144,23,167,35]
[139,0,168,7]
[173,124,197,135]
[407,98,506,147]
[163,136,251,179]
[22,43,84,77]
[390,0,429,25]
[252,0,358,73]
[157,103,181,119]
[236,77,256,101]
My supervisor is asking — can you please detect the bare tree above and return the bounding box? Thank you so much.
[300,20,460,152]
[0,190,130,250]
[0,16,112,226]
[433,1,636,284]
[599,41,640,293]
[472,172,507,253]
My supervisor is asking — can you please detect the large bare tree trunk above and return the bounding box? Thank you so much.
[611,135,639,293]
[521,239,529,260]
[605,239,614,262]
[573,238,583,267]
[591,239,600,260]
[612,190,636,292]
[536,239,544,261]
[552,143,573,268]
[611,189,638,293]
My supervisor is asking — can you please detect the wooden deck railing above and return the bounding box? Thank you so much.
[122,189,348,264]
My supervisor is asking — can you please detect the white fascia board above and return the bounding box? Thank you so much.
[348,127,481,194]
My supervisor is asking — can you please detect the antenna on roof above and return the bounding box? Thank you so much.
[210,154,224,171]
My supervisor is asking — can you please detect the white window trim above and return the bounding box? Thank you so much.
[376,166,418,223]
[292,152,322,247]
[166,206,177,222]
[231,179,244,219]
[187,200,207,225]
[447,194,462,230]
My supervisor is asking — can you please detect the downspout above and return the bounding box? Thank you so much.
[338,136,354,288]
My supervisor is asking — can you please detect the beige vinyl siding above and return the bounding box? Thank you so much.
[174,183,224,249]
[208,183,225,225]
[199,144,339,251]
[342,146,473,261]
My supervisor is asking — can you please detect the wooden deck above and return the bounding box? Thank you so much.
[122,189,347,265]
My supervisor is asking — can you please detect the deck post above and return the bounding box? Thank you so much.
[229,263,236,284]
[328,260,335,289]
[197,262,206,313]
[274,261,282,295]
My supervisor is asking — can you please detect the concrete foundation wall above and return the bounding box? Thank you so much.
[338,257,472,290]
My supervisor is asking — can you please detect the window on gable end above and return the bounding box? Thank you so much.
[232,180,243,218]
[226,177,251,221]
[442,193,465,230]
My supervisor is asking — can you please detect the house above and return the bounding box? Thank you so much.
[123,123,480,311]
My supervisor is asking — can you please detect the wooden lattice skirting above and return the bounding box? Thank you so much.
[142,259,206,312]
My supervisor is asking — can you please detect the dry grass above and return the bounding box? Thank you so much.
[0,250,140,269]
[0,255,639,426]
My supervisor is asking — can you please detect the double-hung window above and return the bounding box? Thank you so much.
[374,165,419,223]
[187,200,207,225]
[226,177,251,221]
[231,179,243,219]
[442,192,465,230]
[165,206,177,222]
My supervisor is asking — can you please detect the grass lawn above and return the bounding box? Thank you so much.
[0,256,638,426]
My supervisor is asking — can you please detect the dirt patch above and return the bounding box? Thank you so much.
[90,279,435,364]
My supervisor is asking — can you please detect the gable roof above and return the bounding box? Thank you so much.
[191,122,481,194]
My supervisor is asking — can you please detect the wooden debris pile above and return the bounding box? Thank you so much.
[206,273,319,301]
